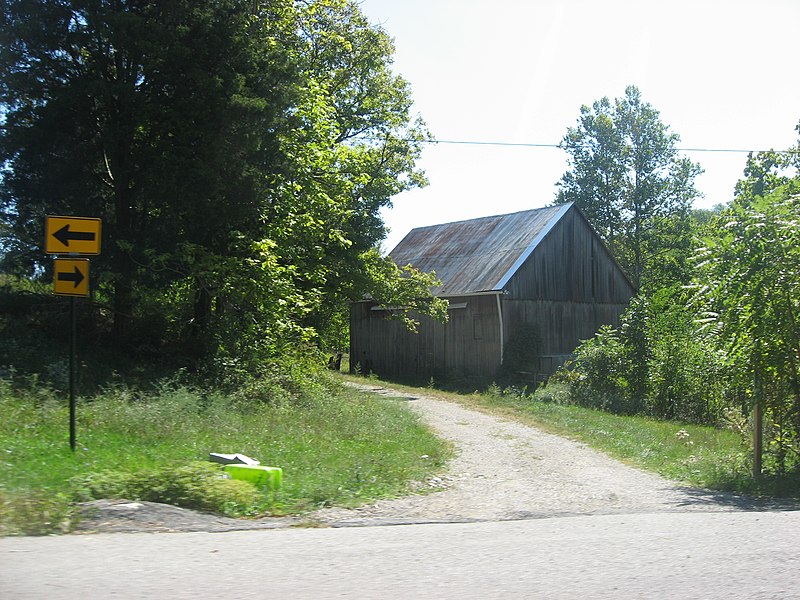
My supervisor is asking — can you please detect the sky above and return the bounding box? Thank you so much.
[358,0,800,252]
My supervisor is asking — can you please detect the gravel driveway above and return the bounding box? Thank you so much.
[310,383,775,526]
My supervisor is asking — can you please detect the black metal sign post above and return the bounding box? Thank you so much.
[69,296,77,452]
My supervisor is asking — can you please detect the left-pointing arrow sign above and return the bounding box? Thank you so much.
[54,259,90,297]
[53,224,96,247]
[46,216,102,255]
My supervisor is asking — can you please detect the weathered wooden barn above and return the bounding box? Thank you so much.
[350,202,635,383]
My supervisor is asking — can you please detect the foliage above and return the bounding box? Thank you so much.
[692,186,800,474]
[560,287,727,425]
[70,462,263,516]
[0,373,451,534]
[621,287,727,424]
[734,148,799,203]
[358,248,449,333]
[643,297,726,423]
[568,325,636,414]
[0,488,74,536]
[557,136,800,478]
[556,85,702,290]
[531,381,572,405]
[0,0,437,374]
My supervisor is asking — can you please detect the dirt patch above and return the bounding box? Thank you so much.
[74,499,298,534]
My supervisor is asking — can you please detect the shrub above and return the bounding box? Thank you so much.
[0,489,74,536]
[532,381,572,405]
[629,290,726,424]
[569,326,638,414]
[646,325,725,423]
[70,462,263,517]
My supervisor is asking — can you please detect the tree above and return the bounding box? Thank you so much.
[0,0,439,372]
[734,147,799,205]
[262,0,431,347]
[0,0,296,341]
[556,86,703,290]
[693,186,800,474]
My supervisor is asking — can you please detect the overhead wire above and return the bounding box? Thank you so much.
[414,138,798,154]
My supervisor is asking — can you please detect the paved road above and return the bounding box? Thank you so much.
[2,510,798,599]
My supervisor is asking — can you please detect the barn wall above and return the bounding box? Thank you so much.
[505,207,634,304]
[501,206,634,380]
[502,298,628,379]
[350,295,501,382]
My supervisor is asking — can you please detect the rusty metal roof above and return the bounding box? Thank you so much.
[389,203,573,296]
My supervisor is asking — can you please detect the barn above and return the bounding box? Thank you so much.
[350,202,635,383]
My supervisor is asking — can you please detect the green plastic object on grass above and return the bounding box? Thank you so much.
[223,464,283,491]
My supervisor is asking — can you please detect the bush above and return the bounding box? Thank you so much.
[70,462,263,517]
[0,489,74,536]
[569,326,638,414]
[563,290,727,425]
[630,291,726,424]
[532,381,572,405]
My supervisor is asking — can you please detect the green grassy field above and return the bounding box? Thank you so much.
[0,377,452,535]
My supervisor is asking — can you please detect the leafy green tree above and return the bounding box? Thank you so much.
[0,0,438,372]
[693,186,800,473]
[556,85,703,290]
[0,0,297,340]
[734,146,799,205]
[262,0,431,346]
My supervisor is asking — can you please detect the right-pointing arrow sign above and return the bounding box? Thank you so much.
[46,216,102,255]
[57,265,86,288]
[54,259,90,297]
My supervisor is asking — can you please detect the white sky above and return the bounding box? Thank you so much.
[358,0,800,252]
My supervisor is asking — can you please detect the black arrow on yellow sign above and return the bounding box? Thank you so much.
[57,265,86,288]
[45,216,102,255]
[53,224,97,248]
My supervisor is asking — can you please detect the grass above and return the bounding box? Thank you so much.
[0,377,452,536]
[481,388,750,490]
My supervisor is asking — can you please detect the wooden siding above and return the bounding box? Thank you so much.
[350,295,502,381]
[504,207,633,304]
[502,298,628,378]
[500,208,633,379]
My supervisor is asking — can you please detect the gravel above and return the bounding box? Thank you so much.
[309,383,783,527]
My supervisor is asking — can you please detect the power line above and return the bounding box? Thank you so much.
[358,135,799,154]
[427,139,561,149]
[424,139,799,154]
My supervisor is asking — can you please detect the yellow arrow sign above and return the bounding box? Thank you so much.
[54,258,90,297]
[45,216,102,255]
